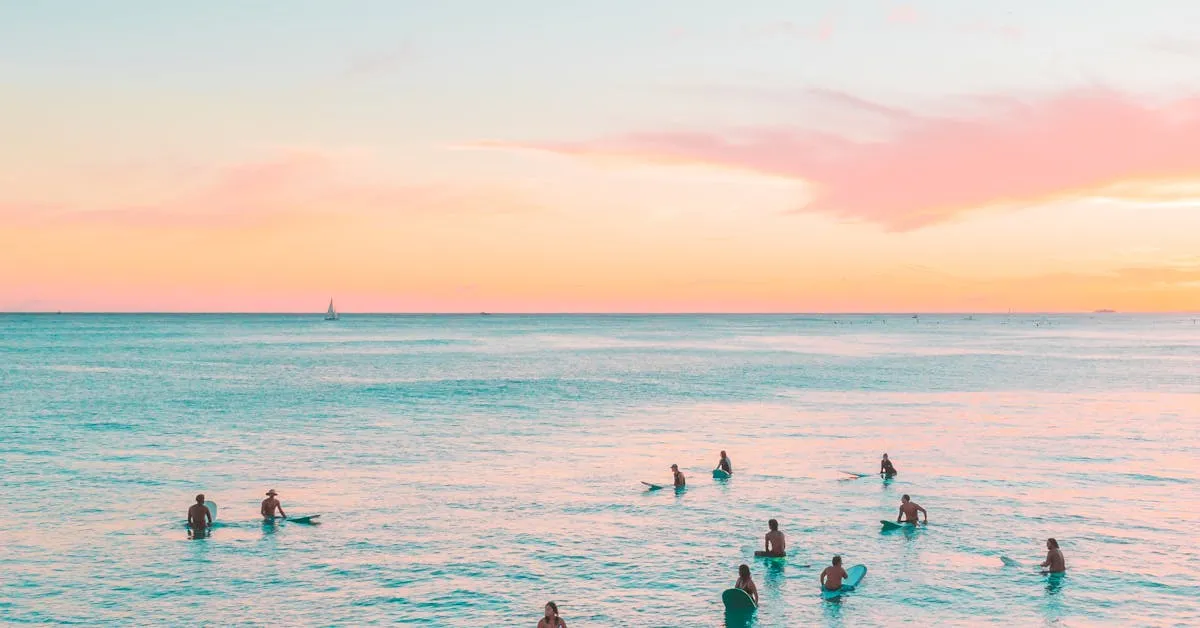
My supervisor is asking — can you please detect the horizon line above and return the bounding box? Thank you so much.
[3,310,1195,316]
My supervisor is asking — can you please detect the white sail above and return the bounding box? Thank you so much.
[325,298,338,320]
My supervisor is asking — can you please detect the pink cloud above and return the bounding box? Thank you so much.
[887,5,919,24]
[472,89,1200,230]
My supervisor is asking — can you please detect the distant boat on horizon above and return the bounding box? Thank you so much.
[324,299,339,321]
[1094,309,1116,314]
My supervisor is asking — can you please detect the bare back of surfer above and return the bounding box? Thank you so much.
[735,564,759,605]
[187,494,212,536]
[671,464,685,488]
[1041,538,1066,573]
[261,489,286,520]
[757,519,786,557]
[820,555,848,591]
[897,494,927,524]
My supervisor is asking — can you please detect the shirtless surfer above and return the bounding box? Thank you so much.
[717,451,732,475]
[537,601,567,627]
[880,453,897,477]
[187,494,212,537]
[671,464,685,488]
[897,494,927,524]
[735,564,759,606]
[820,555,848,591]
[261,489,286,520]
[754,519,786,557]
[1041,538,1066,573]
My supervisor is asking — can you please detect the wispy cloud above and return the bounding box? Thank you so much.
[468,89,1200,230]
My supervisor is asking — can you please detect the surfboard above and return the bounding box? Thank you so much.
[1000,556,1021,567]
[840,471,870,478]
[205,501,217,521]
[641,482,664,490]
[754,551,786,559]
[287,515,321,524]
[880,520,918,531]
[713,468,731,479]
[821,564,867,599]
[721,587,757,612]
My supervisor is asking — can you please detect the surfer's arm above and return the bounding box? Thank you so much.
[205,509,212,525]
[918,505,928,522]
[278,505,286,518]
[1040,552,1051,568]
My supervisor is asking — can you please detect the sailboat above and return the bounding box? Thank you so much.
[324,299,339,321]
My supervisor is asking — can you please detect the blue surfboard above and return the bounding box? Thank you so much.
[722,587,757,612]
[286,515,321,524]
[641,481,664,490]
[713,468,731,479]
[821,564,866,599]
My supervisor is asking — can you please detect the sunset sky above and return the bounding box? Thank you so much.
[3,0,1200,312]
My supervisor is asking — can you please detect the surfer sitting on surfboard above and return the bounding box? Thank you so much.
[735,564,759,606]
[537,601,567,628]
[897,495,927,524]
[717,450,732,475]
[671,464,685,488]
[1041,538,1066,573]
[754,519,786,557]
[880,453,897,477]
[187,494,212,537]
[261,489,286,520]
[820,556,848,591]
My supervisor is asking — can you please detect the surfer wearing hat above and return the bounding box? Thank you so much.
[671,464,686,488]
[1041,538,1066,573]
[187,494,212,537]
[261,489,286,520]
[897,495,927,524]
[717,451,732,475]
[880,453,897,477]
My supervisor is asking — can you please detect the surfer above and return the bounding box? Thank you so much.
[880,453,897,477]
[735,564,759,606]
[717,450,732,475]
[897,495,927,524]
[261,489,286,520]
[537,601,567,628]
[671,464,686,488]
[187,494,212,537]
[1041,538,1066,573]
[820,555,848,591]
[754,519,786,557]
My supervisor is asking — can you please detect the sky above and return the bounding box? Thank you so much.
[3,0,1200,312]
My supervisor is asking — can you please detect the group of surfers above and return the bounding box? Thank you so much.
[723,452,1066,607]
[185,489,288,538]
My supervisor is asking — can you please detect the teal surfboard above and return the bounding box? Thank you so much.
[713,468,731,479]
[840,471,870,479]
[821,564,866,599]
[1000,556,1021,567]
[880,520,917,531]
[722,587,757,612]
[206,501,217,521]
[641,482,664,490]
[286,515,321,524]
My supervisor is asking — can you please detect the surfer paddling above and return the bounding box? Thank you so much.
[1041,538,1066,573]
[897,495,927,524]
[735,564,759,606]
[716,450,732,475]
[537,601,567,628]
[820,555,848,591]
[880,453,897,477]
[754,519,786,557]
[261,489,286,520]
[187,494,212,537]
[671,464,686,488]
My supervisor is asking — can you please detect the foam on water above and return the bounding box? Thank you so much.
[1,314,1198,625]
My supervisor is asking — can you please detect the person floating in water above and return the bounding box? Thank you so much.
[717,450,732,475]
[880,453,897,477]
[187,494,212,537]
[1041,538,1066,573]
[754,519,786,557]
[735,564,759,606]
[671,464,686,488]
[261,489,286,520]
[897,494,927,524]
[537,601,567,627]
[820,555,848,591]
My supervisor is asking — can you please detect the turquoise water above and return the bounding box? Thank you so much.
[2,314,1198,626]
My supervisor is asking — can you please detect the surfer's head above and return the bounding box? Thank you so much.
[901,494,910,503]
[739,564,750,579]
[670,464,678,471]
[882,453,889,460]
[195,494,205,504]
[1047,538,1059,549]
[720,450,727,458]
[768,519,778,531]
[832,555,842,566]
[544,602,558,619]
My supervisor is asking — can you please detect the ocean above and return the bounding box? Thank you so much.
[2,314,1198,626]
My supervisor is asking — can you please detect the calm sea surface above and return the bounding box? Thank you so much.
[2,314,1198,626]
